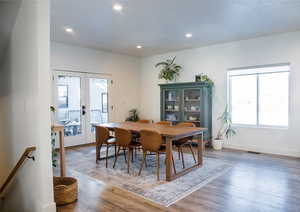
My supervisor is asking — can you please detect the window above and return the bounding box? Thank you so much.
[58,85,69,108]
[228,64,290,128]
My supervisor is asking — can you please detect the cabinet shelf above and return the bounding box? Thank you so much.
[184,99,201,101]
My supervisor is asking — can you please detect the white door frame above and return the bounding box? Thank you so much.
[52,70,112,147]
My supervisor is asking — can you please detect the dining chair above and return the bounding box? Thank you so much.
[138,129,177,180]
[155,121,172,126]
[137,119,152,124]
[174,122,197,169]
[113,127,141,173]
[95,126,117,168]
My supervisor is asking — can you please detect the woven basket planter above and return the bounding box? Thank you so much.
[53,176,78,206]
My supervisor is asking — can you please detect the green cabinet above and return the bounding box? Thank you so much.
[159,82,212,142]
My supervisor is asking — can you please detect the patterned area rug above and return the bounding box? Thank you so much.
[67,147,231,207]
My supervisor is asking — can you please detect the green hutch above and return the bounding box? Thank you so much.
[159,82,212,143]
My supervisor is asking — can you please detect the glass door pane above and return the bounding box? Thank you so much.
[184,89,201,122]
[164,89,181,121]
[56,75,83,140]
[89,78,109,133]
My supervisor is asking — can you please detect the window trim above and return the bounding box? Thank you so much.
[227,64,290,129]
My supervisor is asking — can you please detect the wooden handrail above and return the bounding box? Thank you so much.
[0,146,36,197]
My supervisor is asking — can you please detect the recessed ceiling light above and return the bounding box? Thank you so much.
[113,3,123,11]
[136,45,143,49]
[65,27,73,33]
[185,33,192,38]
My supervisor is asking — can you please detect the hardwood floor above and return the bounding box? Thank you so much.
[55,145,300,212]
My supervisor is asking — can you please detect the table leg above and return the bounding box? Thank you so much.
[166,137,173,181]
[59,129,66,177]
[197,133,203,166]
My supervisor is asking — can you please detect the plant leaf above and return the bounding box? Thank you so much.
[155,62,168,68]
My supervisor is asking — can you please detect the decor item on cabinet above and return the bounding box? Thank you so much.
[125,108,140,122]
[166,113,177,121]
[195,73,214,86]
[189,116,197,121]
[213,106,236,150]
[167,105,173,110]
[155,56,182,82]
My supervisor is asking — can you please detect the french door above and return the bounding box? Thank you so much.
[53,71,111,147]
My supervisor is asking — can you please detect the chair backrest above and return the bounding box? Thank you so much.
[114,127,132,147]
[96,126,110,145]
[140,129,163,152]
[155,121,172,126]
[137,119,151,124]
[177,122,196,127]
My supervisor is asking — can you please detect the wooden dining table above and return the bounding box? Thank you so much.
[98,122,207,181]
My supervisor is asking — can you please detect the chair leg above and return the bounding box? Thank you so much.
[180,146,185,169]
[96,144,102,163]
[188,144,196,163]
[113,147,121,168]
[127,148,131,174]
[105,144,109,168]
[123,148,127,162]
[171,154,177,174]
[138,151,147,176]
[131,148,134,163]
[156,152,160,181]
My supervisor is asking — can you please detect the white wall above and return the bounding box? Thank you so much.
[0,0,55,211]
[51,42,141,122]
[140,31,300,157]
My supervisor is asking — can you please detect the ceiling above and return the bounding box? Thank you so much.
[50,0,300,57]
[0,0,21,63]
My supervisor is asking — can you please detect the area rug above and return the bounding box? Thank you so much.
[67,147,232,207]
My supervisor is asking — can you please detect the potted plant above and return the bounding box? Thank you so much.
[50,106,78,205]
[213,106,236,150]
[50,106,58,167]
[155,56,182,82]
[195,73,214,86]
[125,109,140,122]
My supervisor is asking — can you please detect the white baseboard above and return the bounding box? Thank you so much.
[224,144,300,158]
[39,201,56,212]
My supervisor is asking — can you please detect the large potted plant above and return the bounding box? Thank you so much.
[155,56,182,82]
[213,106,236,150]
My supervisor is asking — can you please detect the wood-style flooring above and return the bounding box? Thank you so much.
[56,145,300,212]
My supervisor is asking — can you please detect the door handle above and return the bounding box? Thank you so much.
[82,105,86,115]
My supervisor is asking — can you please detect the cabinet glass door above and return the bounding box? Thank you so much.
[184,89,201,122]
[164,89,181,121]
